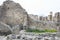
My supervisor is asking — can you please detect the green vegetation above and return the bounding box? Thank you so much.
[26,29,57,33]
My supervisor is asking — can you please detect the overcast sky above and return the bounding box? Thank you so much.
[0,0,60,16]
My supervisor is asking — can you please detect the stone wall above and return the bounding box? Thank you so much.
[0,0,60,34]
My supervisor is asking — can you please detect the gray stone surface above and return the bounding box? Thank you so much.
[0,0,28,33]
[0,0,28,27]
[0,0,60,35]
[0,22,12,32]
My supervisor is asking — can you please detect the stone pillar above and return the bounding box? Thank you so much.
[48,12,53,21]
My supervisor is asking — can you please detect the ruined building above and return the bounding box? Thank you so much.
[0,0,60,35]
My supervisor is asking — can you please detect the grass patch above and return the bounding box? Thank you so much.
[26,29,57,33]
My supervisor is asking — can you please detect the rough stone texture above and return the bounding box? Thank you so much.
[0,0,29,34]
[0,0,28,27]
[0,0,60,34]
[0,22,12,32]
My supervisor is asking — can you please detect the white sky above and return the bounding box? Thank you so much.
[0,0,60,16]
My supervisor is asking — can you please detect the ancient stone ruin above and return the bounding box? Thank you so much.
[0,0,59,35]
